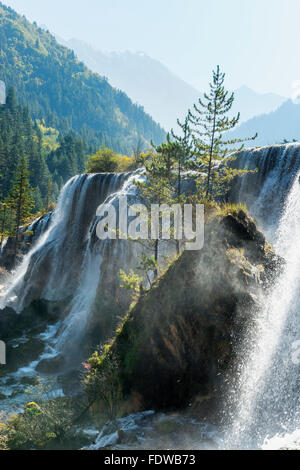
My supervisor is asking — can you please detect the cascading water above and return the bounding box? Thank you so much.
[0,170,144,407]
[0,145,299,449]
[0,171,142,311]
[1,173,125,312]
[225,144,300,449]
[48,171,145,361]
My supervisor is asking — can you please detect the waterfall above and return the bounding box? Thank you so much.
[1,144,299,448]
[231,143,300,236]
[0,172,130,312]
[225,144,300,449]
[50,171,145,360]
[0,171,144,368]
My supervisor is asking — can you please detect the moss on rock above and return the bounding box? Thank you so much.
[86,212,282,415]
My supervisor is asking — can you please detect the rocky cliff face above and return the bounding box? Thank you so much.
[88,209,282,415]
[0,213,52,270]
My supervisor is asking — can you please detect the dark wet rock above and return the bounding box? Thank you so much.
[0,298,70,342]
[36,354,66,374]
[20,376,40,386]
[0,307,22,340]
[2,338,45,375]
[88,212,283,414]
[59,369,82,395]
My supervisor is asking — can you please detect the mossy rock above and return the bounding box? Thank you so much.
[87,213,282,415]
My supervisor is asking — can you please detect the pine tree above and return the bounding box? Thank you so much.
[171,114,195,198]
[132,136,144,169]
[189,65,257,198]
[32,186,43,212]
[134,151,175,279]
[151,137,186,254]
[8,156,35,265]
[0,201,9,244]
[5,87,17,111]
[45,178,52,210]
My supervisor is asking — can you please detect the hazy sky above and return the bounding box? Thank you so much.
[3,0,300,97]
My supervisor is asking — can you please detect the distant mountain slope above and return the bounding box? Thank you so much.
[229,99,300,147]
[61,38,287,131]
[60,38,200,131]
[232,86,286,124]
[0,3,165,152]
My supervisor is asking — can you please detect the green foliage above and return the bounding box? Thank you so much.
[137,253,158,287]
[196,163,256,201]
[0,422,8,450]
[47,133,87,188]
[189,65,257,199]
[0,201,12,243]
[119,269,143,297]
[8,156,34,219]
[3,398,77,450]
[170,115,196,198]
[85,351,123,423]
[127,67,258,272]
[0,87,50,208]
[217,202,248,216]
[134,156,173,277]
[85,147,134,173]
[136,139,192,264]
[119,254,158,300]
[7,155,35,262]
[0,3,165,153]
[24,401,42,417]
[37,120,59,151]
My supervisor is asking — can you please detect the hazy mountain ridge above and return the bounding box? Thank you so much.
[229,99,300,146]
[59,38,200,131]
[61,37,287,131]
[0,3,165,152]
[232,85,286,124]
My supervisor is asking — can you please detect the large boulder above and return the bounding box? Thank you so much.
[87,210,282,414]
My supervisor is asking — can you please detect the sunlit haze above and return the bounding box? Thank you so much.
[3,0,300,96]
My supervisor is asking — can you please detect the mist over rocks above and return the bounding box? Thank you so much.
[0,143,297,449]
[87,210,282,415]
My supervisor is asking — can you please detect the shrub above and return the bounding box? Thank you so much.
[85,351,123,423]
[0,423,8,450]
[217,202,248,216]
[119,269,143,298]
[4,398,77,450]
[86,147,134,173]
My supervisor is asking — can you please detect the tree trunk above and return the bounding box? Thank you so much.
[176,154,182,255]
[206,117,216,198]
[13,171,24,267]
[154,239,159,278]
[206,88,218,198]
[0,205,7,244]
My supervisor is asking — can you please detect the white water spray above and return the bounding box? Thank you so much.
[226,145,300,449]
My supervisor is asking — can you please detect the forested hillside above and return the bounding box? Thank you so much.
[0,80,5,103]
[0,2,165,153]
[62,39,287,131]
[62,41,201,131]
[0,87,50,207]
[0,87,87,212]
